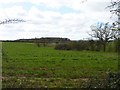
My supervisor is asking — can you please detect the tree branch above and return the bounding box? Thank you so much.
[0,18,25,25]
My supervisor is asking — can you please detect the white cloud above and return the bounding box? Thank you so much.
[0,0,115,40]
[0,0,28,4]
[29,0,80,8]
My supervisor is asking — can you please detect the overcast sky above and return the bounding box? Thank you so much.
[0,0,116,40]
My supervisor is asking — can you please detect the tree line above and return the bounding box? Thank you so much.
[55,22,119,52]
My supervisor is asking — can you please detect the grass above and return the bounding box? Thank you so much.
[2,42,118,88]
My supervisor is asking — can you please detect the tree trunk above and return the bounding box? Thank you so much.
[103,42,106,52]
[118,2,120,70]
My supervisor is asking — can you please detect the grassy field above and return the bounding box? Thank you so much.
[2,42,118,88]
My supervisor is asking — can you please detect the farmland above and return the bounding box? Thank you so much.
[2,42,118,88]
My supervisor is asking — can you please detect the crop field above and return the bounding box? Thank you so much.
[2,42,118,88]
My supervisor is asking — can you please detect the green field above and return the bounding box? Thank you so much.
[2,42,118,88]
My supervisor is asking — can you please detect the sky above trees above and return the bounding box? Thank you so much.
[0,0,117,40]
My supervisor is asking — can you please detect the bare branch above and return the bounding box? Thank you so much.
[0,18,26,25]
[107,0,120,8]
[89,22,118,42]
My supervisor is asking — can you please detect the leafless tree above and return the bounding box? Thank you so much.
[107,0,120,54]
[107,0,120,30]
[107,0,120,15]
[89,22,118,51]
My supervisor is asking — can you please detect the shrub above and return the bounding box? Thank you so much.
[55,40,117,52]
[55,43,71,50]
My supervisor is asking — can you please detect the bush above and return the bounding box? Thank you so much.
[55,43,71,50]
[55,40,117,52]
[55,41,90,51]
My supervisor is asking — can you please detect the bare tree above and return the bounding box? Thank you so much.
[107,0,120,16]
[107,0,120,31]
[107,0,120,54]
[89,22,118,51]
